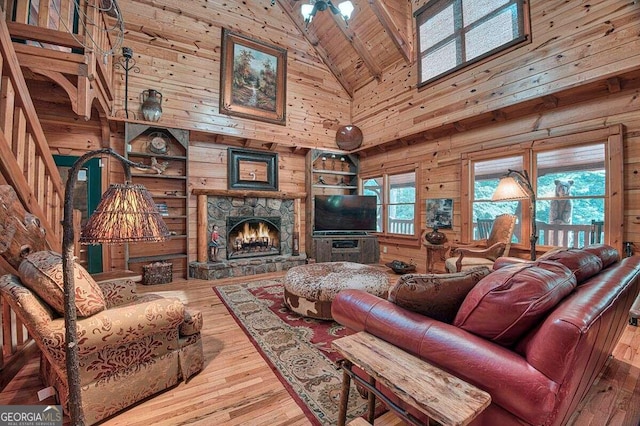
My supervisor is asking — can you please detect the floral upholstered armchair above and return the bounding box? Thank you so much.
[0,250,204,425]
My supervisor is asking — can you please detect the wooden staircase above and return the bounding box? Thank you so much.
[0,10,67,388]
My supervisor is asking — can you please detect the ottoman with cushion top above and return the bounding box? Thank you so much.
[284,261,389,320]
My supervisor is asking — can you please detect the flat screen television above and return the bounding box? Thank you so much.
[314,195,377,232]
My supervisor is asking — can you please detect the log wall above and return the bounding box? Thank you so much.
[19,0,640,274]
[352,0,640,147]
[110,0,351,150]
[363,89,640,271]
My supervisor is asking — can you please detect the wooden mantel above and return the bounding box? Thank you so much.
[193,189,307,262]
[192,189,307,200]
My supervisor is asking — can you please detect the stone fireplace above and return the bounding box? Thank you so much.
[189,191,306,280]
[226,216,281,259]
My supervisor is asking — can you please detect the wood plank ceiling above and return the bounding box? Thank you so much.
[275,0,413,97]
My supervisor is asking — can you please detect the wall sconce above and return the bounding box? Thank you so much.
[492,169,537,260]
[62,148,169,425]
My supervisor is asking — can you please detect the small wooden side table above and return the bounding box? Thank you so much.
[423,242,448,273]
[333,332,491,426]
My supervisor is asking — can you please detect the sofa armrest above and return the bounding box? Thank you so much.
[44,295,186,358]
[332,289,558,425]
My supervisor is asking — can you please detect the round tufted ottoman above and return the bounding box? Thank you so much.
[283,262,389,320]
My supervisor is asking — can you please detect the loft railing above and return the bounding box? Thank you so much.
[0,13,65,388]
[1,0,115,119]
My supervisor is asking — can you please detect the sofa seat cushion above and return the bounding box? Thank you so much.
[539,248,603,284]
[18,250,106,317]
[388,267,491,323]
[454,260,576,346]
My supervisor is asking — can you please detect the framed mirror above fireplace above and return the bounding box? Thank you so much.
[228,148,278,191]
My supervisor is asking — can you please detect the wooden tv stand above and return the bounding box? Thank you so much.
[312,233,379,264]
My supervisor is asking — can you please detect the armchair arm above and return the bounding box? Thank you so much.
[449,242,506,272]
[44,295,185,359]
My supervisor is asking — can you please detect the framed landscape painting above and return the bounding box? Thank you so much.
[220,29,287,125]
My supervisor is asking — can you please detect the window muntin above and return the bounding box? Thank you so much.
[363,171,416,236]
[416,0,527,87]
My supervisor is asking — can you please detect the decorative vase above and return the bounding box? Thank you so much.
[425,228,447,245]
[141,89,163,122]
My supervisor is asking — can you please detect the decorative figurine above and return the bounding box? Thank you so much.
[209,225,220,262]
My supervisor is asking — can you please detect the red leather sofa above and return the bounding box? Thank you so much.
[332,245,640,425]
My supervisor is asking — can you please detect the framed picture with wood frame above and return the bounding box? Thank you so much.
[219,29,287,125]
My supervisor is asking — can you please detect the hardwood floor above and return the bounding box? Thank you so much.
[0,273,638,425]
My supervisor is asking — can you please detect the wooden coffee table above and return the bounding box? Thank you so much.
[332,332,491,426]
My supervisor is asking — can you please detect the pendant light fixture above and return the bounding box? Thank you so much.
[300,1,355,26]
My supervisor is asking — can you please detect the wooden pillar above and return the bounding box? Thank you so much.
[197,194,208,263]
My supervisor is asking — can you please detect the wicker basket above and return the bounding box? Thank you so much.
[142,262,173,285]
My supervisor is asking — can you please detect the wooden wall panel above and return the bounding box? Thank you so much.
[362,88,640,272]
[186,140,308,263]
[353,0,640,148]
[112,0,351,150]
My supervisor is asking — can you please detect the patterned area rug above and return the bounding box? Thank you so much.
[214,278,369,425]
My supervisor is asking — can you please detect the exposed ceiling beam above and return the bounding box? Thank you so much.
[369,0,412,63]
[331,12,382,81]
[275,0,354,97]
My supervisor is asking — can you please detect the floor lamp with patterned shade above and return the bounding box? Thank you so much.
[62,148,170,425]
[492,169,537,260]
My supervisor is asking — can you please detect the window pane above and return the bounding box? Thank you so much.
[535,143,606,247]
[462,0,509,25]
[465,7,517,61]
[417,0,526,86]
[420,4,455,51]
[363,177,383,232]
[473,156,523,241]
[388,172,416,235]
[473,200,521,242]
[421,40,458,82]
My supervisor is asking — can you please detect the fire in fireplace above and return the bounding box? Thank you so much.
[226,216,281,259]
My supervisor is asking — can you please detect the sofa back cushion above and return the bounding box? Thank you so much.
[388,266,491,323]
[538,248,602,284]
[453,260,576,346]
[18,250,106,317]
[582,244,619,269]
